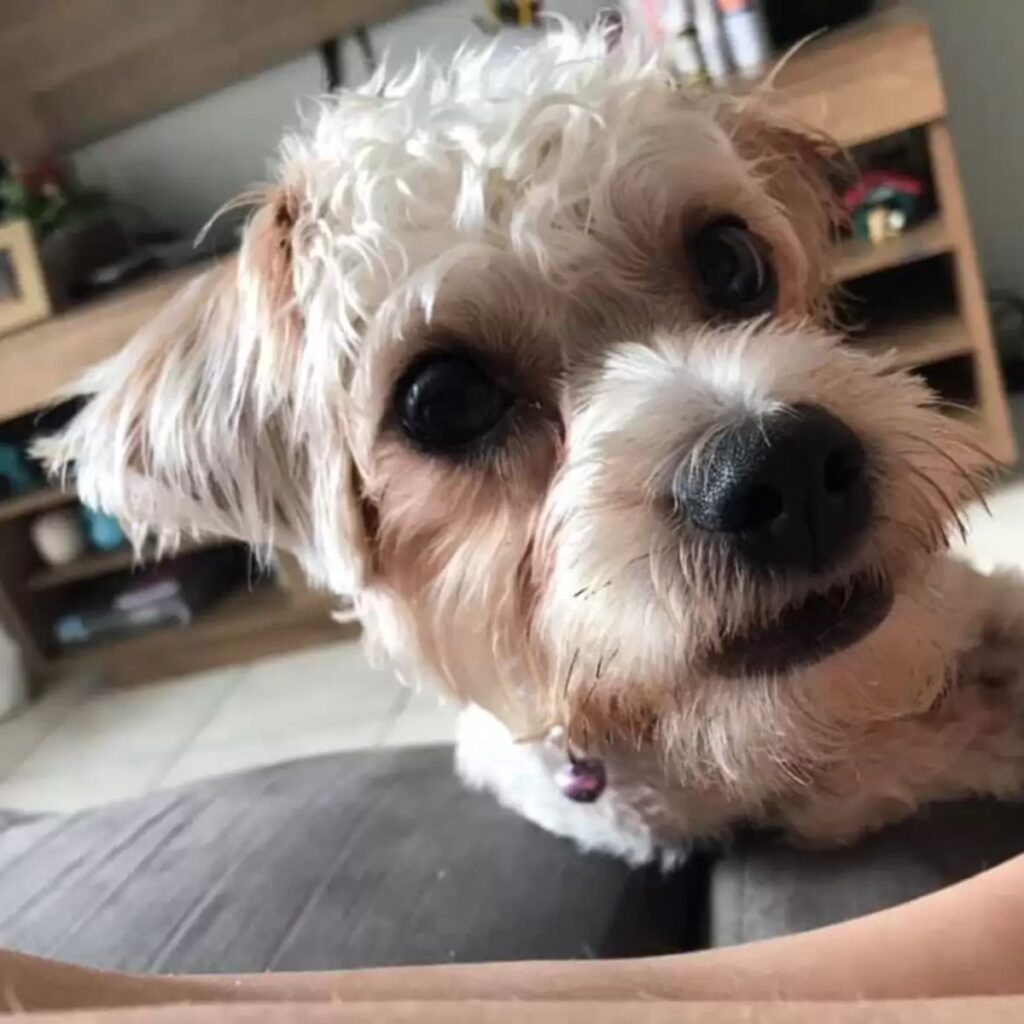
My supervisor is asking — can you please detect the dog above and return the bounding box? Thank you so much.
[39,26,1024,864]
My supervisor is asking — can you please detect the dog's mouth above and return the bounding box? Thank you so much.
[706,574,894,678]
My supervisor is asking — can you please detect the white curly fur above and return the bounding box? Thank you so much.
[37,25,1024,862]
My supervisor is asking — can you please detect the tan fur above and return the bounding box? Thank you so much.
[37,31,1024,852]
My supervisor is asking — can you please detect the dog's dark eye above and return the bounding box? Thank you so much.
[690,217,776,317]
[397,351,512,453]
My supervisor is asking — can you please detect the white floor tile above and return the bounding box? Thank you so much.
[193,640,402,745]
[0,757,164,814]
[380,690,460,748]
[0,672,99,778]
[13,666,242,777]
[158,720,382,788]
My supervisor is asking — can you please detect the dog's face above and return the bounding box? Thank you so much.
[45,32,990,792]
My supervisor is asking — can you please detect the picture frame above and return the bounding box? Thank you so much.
[0,218,51,337]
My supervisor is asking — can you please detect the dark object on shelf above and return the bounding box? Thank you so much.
[763,0,873,50]
[55,591,191,647]
[28,397,87,439]
[53,547,249,649]
[843,171,925,246]
[473,0,543,33]
[0,443,39,500]
[40,214,135,308]
[990,291,1024,392]
[318,26,377,93]
[487,0,542,27]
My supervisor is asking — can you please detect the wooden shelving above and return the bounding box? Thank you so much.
[59,584,279,662]
[0,487,74,524]
[55,583,344,686]
[28,536,226,592]
[770,4,945,149]
[770,7,1015,464]
[852,310,973,370]
[831,216,952,284]
[0,262,208,423]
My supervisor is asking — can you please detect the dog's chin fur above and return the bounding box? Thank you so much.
[36,25,1024,860]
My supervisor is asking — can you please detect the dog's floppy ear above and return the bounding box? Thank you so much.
[720,102,845,318]
[36,188,371,594]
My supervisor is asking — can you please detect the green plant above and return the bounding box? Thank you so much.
[0,171,107,240]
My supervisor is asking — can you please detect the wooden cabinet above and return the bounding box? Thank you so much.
[768,4,1014,462]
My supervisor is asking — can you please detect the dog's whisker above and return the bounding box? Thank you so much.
[897,433,990,511]
[875,514,932,560]
[896,455,969,544]
[599,647,619,680]
[562,646,581,699]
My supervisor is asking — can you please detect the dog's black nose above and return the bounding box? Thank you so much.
[675,404,870,573]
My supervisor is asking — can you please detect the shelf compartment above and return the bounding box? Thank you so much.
[53,582,341,682]
[28,536,229,592]
[851,310,973,370]
[0,487,75,525]
[831,215,951,284]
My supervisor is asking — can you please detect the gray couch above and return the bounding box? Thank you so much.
[0,746,1020,973]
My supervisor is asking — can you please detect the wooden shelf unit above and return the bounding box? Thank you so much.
[0,487,74,524]
[769,5,1015,464]
[56,583,353,688]
[0,3,1014,688]
[831,215,951,285]
[0,412,341,688]
[27,536,227,591]
[853,310,973,371]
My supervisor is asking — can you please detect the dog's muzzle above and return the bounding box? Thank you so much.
[674,403,870,575]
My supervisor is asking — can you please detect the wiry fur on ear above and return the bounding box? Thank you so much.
[715,98,846,321]
[35,187,370,594]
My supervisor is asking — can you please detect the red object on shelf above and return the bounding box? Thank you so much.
[841,171,925,214]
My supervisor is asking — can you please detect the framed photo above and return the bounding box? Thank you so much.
[0,219,51,337]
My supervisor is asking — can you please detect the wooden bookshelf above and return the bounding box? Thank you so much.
[771,7,1014,463]
[0,487,74,524]
[56,584,347,687]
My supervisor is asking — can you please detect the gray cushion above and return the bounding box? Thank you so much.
[710,800,1024,946]
[0,746,701,973]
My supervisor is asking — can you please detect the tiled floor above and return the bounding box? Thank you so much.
[4,392,1024,814]
[0,640,458,813]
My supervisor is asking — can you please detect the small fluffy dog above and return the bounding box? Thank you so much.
[41,28,1024,863]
